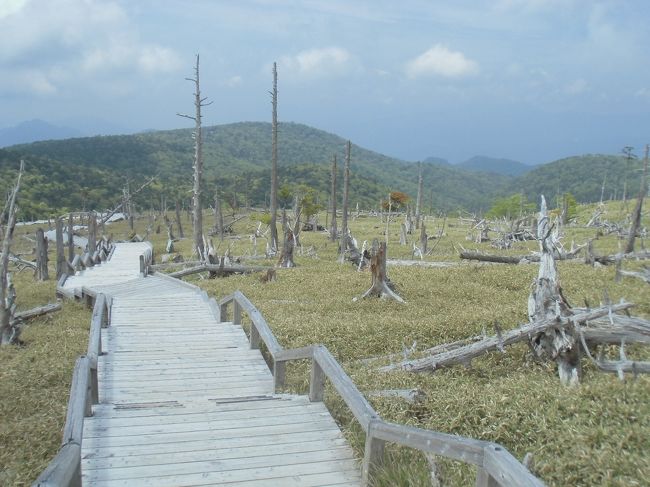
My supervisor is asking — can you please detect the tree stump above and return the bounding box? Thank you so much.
[528,196,580,385]
[277,228,296,268]
[360,239,404,303]
[36,228,49,281]
[55,217,66,279]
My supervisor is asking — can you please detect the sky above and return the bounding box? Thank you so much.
[0,0,648,165]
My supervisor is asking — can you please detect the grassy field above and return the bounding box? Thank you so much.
[1,199,648,485]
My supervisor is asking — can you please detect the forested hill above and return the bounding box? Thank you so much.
[0,122,640,220]
[3,122,508,218]
[512,154,642,203]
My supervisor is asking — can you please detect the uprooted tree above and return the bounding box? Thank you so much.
[381,196,649,384]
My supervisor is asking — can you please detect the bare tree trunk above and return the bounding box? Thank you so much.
[175,200,184,238]
[55,217,66,279]
[36,228,49,281]
[420,222,428,254]
[528,196,581,385]
[87,212,97,254]
[625,144,648,254]
[415,161,423,229]
[339,141,351,262]
[178,54,210,260]
[67,212,74,262]
[278,226,296,268]
[359,239,404,303]
[214,191,224,240]
[269,62,279,251]
[330,155,338,241]
[1,161,24,345]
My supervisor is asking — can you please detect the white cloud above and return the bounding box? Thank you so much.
[0,0,179,95]
[406,44,479,79]
[564,78,588,95]
[279,47,353,79]
[225,75,243,87]
[0,0,28,20]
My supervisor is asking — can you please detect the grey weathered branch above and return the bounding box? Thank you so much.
[379,302,633,373]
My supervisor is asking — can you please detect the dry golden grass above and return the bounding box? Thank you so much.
[1,200,648,485]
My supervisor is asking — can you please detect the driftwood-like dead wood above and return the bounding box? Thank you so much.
[329,154,338,241]
[36,228,49,281]
[360,335,483,365]
[368,388,426,404]
[99,176,156,225]
[528,196,582,385]
[359,239,404,303]
[11,302,61,325]
[55,217,66,279]
[616,265,650,284]
[277,227,296,268]
[1,160,24,345]
[624,144,648,253]
[379,302,633,373]
[459,245,586,265]
[168,263,270,278]
[587,249,650,266]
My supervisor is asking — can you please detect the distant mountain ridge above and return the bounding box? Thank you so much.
[0,121,641,219]
[457,155,532,176]
[0,119,83,147]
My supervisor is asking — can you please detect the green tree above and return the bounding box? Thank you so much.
[486,193,536,219]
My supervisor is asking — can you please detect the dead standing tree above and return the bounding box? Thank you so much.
[269,62,279,252]
[415,161,423,229]
[527,196,581,385]
[359,239,405,303]
[1,161,24,345]
[178,54,212,260]
[383,196,650,383]
[330,154,338,242]
[338,141,351,263]
[624,143,648,254]
[35,228,49,281]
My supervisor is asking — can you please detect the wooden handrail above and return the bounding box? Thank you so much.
[219,290,544,487]
[34,294,109,487]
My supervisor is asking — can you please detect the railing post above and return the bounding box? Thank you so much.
[250,323,260,349]
[233,301,242,325]
[309,351,326,402]
[273,361,286,391]
[139,255,145,276]
[476,467,499,487]
[362,420,386,487]
[220,301,229,322]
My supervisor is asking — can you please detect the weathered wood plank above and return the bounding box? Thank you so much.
[83,448,357,482]
[82,459,360,487]
[83,437,351,470]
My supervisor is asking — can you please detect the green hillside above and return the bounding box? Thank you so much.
[4,122,508,218]
[512,154,642,203]
[2,123,642,220]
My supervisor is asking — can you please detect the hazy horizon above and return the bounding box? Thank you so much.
[1,1,648,165]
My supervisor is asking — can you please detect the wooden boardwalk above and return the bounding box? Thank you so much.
[63,242,360,486]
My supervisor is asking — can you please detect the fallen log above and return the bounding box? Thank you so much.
[586,249,650,266]
[11,302,61,325]
[367,388,425,404]
[168,263,271,279]
[459,248,585,264]
[460,251,534,264]
[359,335,483,365]
[379,302,633,373]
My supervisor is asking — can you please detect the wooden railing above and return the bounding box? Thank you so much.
[220,291,545,487]
[33,294,109,487]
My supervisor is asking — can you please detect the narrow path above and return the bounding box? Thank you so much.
[65,242,360,486]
